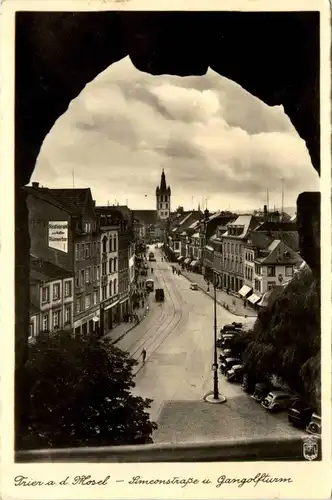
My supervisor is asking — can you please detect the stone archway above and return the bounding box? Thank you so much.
[15,11,321,446]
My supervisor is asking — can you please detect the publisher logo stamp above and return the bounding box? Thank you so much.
[303,436,319,461]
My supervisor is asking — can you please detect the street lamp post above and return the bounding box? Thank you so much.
[213,280,218,399]
[204,275,227,404]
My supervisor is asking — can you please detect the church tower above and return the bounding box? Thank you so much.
[156,168,171,220]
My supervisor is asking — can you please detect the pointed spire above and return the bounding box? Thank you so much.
[160,168,166,191]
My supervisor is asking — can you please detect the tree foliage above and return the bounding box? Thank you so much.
[20,332,157,450]
[241,268,320,409]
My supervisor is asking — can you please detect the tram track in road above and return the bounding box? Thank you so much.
[131,251,189,376]
[129,262,178,359]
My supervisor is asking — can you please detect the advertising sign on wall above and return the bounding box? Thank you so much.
[48,221,68,253]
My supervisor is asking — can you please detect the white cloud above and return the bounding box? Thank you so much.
[33,56,319,211]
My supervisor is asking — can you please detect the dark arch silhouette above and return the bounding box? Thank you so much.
[15,11,321,448]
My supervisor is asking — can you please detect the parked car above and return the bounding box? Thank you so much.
[288,401,315,429]
[261,390,297,411]
[220,357,242,374]
[220,333,237,348]
[140,269,148,276]
[221,324,237,333]
[252,382,271,402]
[306,413,321,435]
[241,373,257,393]
[226,364,244,382]
[232,322,243,328]
[219,348,233,360]
[190,283,198,290]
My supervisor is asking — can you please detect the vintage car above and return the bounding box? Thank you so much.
[190,283,198,290]
[225,364,244,382]
[148,252,156,262]
[251,382,271,402]
[288,400,315,429]
[261,390,296,411]
[219,348,233,360]
[241,373,257,393]
[220,357,242,374]
[306,413,321,435]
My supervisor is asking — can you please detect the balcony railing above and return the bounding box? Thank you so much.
[15,436,312,463]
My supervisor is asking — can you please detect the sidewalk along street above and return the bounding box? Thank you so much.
[181,268,257,318]
[103,301,150,345]
[103,280,151,345]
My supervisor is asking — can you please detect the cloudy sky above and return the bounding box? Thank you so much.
[32,56,319,212]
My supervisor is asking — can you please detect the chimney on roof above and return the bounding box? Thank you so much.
[263,204,268,222]
[32,182,39,188]
[93,200,96,207]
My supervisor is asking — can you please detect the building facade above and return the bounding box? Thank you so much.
[202,211,236,282]
[24,184,101,336]
[221,215,260,293]
[99,218,119,333]
[29,256,74,340]
[96,206,134,326]
[249,239,303,297]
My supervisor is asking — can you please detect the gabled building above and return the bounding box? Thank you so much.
[221,214,260,293]
[29,255,74,340]
[24,183,101,336]
[250,239,303,302]
[168,211,202,258]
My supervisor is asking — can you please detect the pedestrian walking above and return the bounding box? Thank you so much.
[142,348,147,364]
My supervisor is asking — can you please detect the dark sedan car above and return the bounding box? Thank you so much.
[241,373,257,393]
[220,357,242,374]
[216,333,236,348]
[226,364,244,382]
[288,401,314,429]
[252,382,272,402]
[219,348,233,360]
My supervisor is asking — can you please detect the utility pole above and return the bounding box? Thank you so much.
[72,168,75,189]
[266,188,269,211]
[281,179,285,213]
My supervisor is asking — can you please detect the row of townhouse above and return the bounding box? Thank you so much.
[167,209,235,275]
[25,183,136,340]
[203,206,303,305]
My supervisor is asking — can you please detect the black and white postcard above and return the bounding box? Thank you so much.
[0,0,331,498]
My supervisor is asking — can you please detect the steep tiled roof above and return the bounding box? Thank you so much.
[30,256,72,283]
[255,240,302,265]
[224,215,258,239]
[24,186,91,215]
[45,189,90,214]
[132,210,157,226]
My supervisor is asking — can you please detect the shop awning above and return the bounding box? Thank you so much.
[184,258,191,264]
[177,256,184,261]
[248,293,261,304]
[238,285,252,297]
[190,260,198,267]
